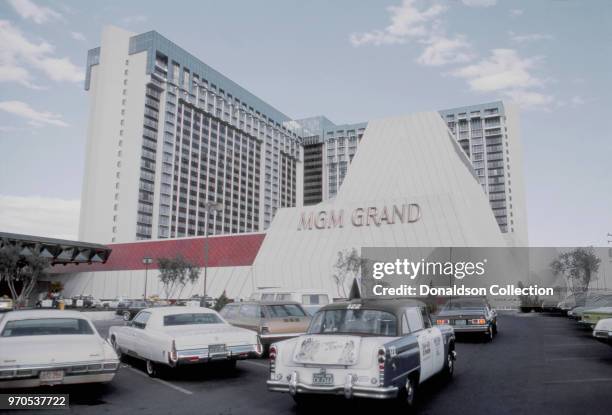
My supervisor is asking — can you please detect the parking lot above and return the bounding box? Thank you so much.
[3,312,611,415]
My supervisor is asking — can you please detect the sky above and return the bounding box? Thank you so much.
[0,0,610,246]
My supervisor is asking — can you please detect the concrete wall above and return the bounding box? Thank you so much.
[46,266,255,300]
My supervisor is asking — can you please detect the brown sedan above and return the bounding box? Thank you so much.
[219,301,311,348]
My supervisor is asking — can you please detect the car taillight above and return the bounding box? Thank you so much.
[377,348,386,367]
[436,319,449,325]
[470,318,486,325]
[269,345,277,376]
[169,339,178,363]
[377,348,385,385]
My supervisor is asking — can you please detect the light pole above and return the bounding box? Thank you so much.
[142,256,153,300]
[203,201,223,300]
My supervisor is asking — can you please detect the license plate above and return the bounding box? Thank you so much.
[39,370,64,383]
[312,372,334,386]
[209,344,227,355]
[453,320,467,326]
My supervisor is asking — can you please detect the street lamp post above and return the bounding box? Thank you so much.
[142,256,153,300]
[203,202,223,301]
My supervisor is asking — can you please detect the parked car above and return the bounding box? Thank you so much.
[580,307,612,329]
[267,298,455,407]
[0,296,13,312]
[108,306,261,377]
[185,295,214,308]
[35,299,55,308]
[70,295,99,308]
[116,300,149,321]
[593,318,612,345]
[0,310,119,388]
[99,298,120,309]
[220,301,310,349]
[433,297,497,341]
[572,294,612,322]
[558,292,587,315]
[249,289,330,315]
[568,306,585,320]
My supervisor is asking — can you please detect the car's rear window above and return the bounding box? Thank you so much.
[265,304,306,318]
[1,318,94,337]
[308,309,397,336]
[163,313,222,326]
[441,300,486,311]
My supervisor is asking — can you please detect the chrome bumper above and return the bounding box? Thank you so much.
[267,371,398,400]
[177,344,262,364]
[578,321,595,329]
[593,330,612,343]
[450,324,490,333]
[259,333,304,345]
[0,361,119,389]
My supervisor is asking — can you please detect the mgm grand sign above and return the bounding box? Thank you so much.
[298,203,421,231]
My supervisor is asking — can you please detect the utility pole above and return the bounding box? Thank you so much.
[203,201,223,302]
[142,256,153,299]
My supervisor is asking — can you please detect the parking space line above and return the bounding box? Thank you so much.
[126,366,193,395]
[544,343,594,347]
[545,356,604,362]
[544,378,612,385]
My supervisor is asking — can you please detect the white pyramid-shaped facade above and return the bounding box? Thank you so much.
[252,112,508,294]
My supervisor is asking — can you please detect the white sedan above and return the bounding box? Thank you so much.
[108,307,262,377]
[593,318,612,345]
[0,310,119,388]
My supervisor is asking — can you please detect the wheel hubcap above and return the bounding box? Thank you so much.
[406,380,414,404]
[448,354,454,373]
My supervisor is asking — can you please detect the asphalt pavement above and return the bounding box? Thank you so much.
[2,312,611,415]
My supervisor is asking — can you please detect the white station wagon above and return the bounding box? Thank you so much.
[0,310,119,388]
[109,307,262,377]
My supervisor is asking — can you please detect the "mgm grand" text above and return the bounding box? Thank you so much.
[298,203,421,231]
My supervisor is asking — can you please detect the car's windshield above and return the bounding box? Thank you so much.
[1,318,94,337]
[308,309,397,336]
[441,299,486,311]
[163,313,223,326]
[264,304,306,318]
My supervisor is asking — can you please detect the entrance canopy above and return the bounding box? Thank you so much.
[0,232,112,266]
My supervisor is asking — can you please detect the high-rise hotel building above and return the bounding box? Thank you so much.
[439,102,528,246]
[79,27,301,243]
[296,103,527,246]
[79,27,527,246]
[295,116,367,205]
